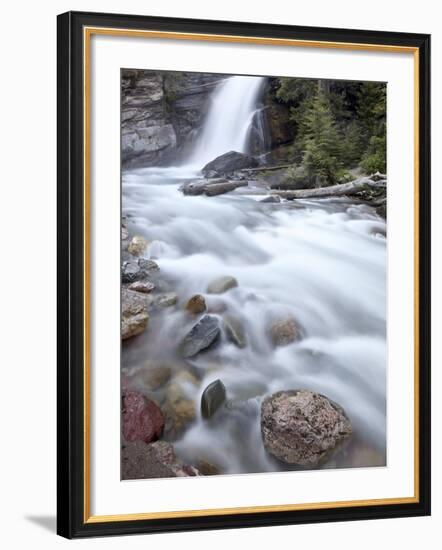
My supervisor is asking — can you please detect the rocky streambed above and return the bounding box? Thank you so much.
[120,165,387,479]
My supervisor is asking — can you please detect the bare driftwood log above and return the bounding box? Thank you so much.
[372,171,387,181]
[240,163,293,173]
[204,181,248,196]
[181,178,228,195]
[270,177,386,200]
[182,174,386,200]
[181,178,248,196]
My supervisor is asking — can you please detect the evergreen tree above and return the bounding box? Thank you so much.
[273,77,387,180]
[356,82,387,173]
[301,91,343,185]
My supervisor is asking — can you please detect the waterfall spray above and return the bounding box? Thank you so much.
[189,76,266,169]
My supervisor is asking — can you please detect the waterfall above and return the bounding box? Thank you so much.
[189,76,266,169]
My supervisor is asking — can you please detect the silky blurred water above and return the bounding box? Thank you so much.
[122,166,386,474]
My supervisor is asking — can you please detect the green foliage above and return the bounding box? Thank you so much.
[275,78,317,105]
[273,77,387,182]
[357,83,387,173]
[301,92,343,185]
[361,133,387,174]
[341,120,366,167]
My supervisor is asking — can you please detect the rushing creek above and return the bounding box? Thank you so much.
[121,75,386,475]
[122,167,386,473]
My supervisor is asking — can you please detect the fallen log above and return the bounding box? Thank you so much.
[204,180,248,196]
[181,178,228,196]
[239,163,293,173]
[270,177,386,200]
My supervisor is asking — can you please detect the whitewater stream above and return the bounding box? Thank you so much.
[122,75,387,474]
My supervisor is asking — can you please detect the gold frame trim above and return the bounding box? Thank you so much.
[83,27,420,524]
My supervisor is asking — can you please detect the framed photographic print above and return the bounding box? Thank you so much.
[57,11,431,538]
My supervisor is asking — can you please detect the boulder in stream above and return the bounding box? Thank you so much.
[202,151,258,177]
[185,294,207,314]
[269,317,302,347]
[128,235,149,256]
[201,379,226,419]
[261,390,352,466]
[180,315,221,358]
[122,390,164,443]
[122,258,159,284]
[121,288,150,339]
[128,280,155,293]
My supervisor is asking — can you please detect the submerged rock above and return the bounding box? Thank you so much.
[202,151,258,177]
[201,379,226,419]
[121,223,129,242]
[207,298,228,313]
[197,459,221,476]
[260,195,281,203]
[139,362,172,390]
[163,372,198,437]
[122,440,200,479]
[180,315,221,358]
[185,294,207,314]
[269,317,301,347]
[261,390,352,466]
[138,258,160,274]
[223,315,247,348]
[151,292,178,309]
[128,235,149,256]
[207,275,238,294]
[121,288,149,339]
[122,391,164,443]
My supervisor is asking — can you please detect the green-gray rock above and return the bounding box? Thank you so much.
[140,362,172,390]
[223,315,247,348]
[201,379,226,419]
[180,315,221,358]
[151,292,178,309]
[207,275,238,294]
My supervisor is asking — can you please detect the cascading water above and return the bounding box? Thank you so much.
[122,74,386,476]
[189,76,266,169]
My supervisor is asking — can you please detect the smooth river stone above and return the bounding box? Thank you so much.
[180,315,221,358]
[206,275,238,294]
[201,379,226,419]
[223,314,247,348]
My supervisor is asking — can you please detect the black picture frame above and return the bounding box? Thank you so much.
[57,10,431,539]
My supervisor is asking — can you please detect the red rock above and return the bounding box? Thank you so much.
[122,391,164,443]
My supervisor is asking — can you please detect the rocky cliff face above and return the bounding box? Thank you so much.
[121,71,299,169]
[121,70,225,168]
